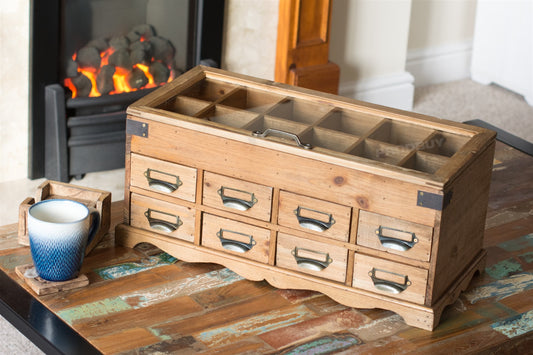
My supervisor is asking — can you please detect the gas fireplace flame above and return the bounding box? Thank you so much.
[64,24,177,99]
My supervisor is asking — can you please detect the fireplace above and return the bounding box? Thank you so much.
[29,0,225,181]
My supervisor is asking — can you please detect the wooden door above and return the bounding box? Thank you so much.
[275,0,340,94]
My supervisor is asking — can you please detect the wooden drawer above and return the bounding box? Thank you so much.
[357,211,433,262]
[130,193,195,242]
[130,153,197,202]
[201,213,271,264]
[353,254,428,304]
[278,191,351,242]
[203,172,273,221]
[276,232,348,283]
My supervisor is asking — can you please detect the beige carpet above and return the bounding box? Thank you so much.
[413,79,533,144]
[0,79,531,354]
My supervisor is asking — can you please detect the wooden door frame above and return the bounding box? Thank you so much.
[275,0,339,94]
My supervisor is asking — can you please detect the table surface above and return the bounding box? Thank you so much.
[1,140,532,354]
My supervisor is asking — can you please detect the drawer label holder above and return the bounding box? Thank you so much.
[292,247,333,271]
[368,268,411,294]
[144,209,182,232]
[216,229,256,253]
[294,206,336,232]
[218,186,258,211]
[145,168,182,193]
[375,226,418,251]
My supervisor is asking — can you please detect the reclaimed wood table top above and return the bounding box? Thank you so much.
[0,140,532,354]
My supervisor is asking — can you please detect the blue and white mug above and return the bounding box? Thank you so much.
[27,199,100,282]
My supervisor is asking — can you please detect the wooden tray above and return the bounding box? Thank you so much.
[18,180,111,255]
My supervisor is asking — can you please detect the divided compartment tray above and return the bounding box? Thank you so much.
[154,75,475,179]
[18,180,111,255]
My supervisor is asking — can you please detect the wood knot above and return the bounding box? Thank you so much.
[356,196,369,209]
[334,176,345,186]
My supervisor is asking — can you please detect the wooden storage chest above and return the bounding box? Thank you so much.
[116,66,496,330]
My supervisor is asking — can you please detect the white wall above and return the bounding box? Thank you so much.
[407,0,477,87]
[0,1,30,183]
[330,0,414,110]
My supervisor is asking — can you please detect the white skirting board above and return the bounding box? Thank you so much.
[338,71,415,111]
[406,40,473,88]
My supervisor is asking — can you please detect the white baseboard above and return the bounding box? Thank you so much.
[406,40,473,87]
[338,71,415,111]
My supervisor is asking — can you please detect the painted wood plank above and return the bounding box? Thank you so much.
[351,314,410,342]
[44,266,174,310]
[123,334,206,354]
[497,233,533,252]
[0,251,33,272]
[258,309,370,350]
[191,279,273,309]
[93,252,177,280]
[279,332,363,354]
[464,273,533,304]
[485,257,523,280]
[58,297,133,325]
[119,268,244,309]
[198,338,274,354]
[153,292,294,339]
[194,304,316,347]
[91,327,161,354]
[74,296,203,338]
[491,310,533,339]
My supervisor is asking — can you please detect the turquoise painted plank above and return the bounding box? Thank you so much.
[94,253,177,280]
[283,333,362,354]
[485,258,523,280]
[519,251,533,264]
[0,254,33,271]
[464,273,533,304]
[498,233,533,252]
[196,305,315,347]
[57,268,244,324]
[58,297,132,324]
[491,309,533,338]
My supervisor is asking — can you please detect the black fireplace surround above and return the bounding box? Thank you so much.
[29,0,225,181]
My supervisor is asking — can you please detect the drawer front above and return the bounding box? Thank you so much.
[353,254,428,304]
[357,211,433,262]
[203,172,273,221]
[278,191,351,242]
[131,153,197,202]
[130,194,195,242]
[276,233,348,283]
[201,214,271,263]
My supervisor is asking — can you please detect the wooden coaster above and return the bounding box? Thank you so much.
[15,264,89,296]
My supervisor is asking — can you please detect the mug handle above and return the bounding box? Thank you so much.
[86,209,101,250]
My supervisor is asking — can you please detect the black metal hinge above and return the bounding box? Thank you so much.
[126,119,148,138]
[417,190,453,211]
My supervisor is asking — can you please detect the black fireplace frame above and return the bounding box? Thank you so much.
[29,0,225,179]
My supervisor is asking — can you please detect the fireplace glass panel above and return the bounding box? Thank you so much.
[62,0,190,98]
